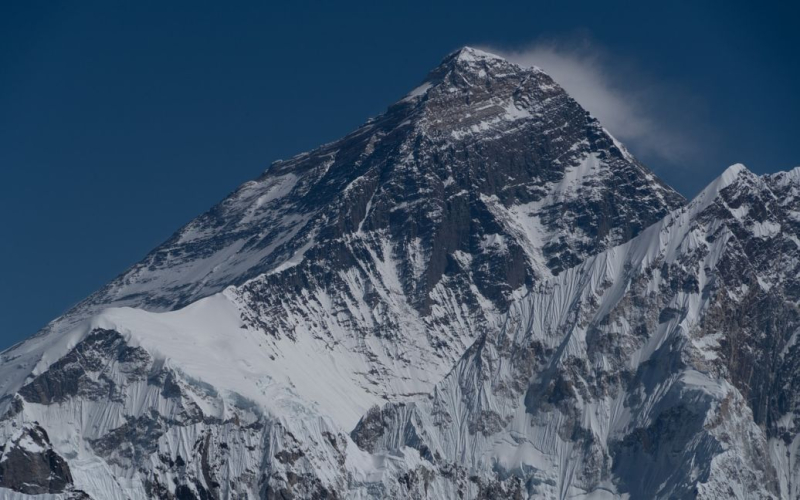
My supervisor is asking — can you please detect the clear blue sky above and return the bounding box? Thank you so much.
[1,0,798,349]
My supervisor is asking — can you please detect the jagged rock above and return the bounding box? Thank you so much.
[0,424,74,494]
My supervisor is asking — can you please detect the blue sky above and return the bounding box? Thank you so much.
[1,0,798,348]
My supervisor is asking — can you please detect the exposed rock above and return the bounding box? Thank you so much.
[0,424,74,494]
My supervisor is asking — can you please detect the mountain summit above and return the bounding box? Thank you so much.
[3,48,788,499]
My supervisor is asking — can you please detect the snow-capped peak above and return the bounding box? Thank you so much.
[718,162,752,186]
[687,162,756,214]
[451,46,507,63]
[417,44,526,90]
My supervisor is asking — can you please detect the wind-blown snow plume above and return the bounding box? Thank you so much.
[484,41,700,165]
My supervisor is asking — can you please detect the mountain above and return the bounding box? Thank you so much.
[3,46,780,499]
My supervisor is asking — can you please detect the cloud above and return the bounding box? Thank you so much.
[481,40,701,165]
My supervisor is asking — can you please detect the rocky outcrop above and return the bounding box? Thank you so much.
[0,424,74,495]
[18,329,150,405]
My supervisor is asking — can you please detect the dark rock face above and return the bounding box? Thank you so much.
[226,49,682,315]
[89,412,165,468]
[349,405,386,454]
[690,171,800,486]
[611,403,720,499]
[0,424,74,494]
[18,328,150,405]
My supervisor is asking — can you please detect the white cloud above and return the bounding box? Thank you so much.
[481,41,699,165]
